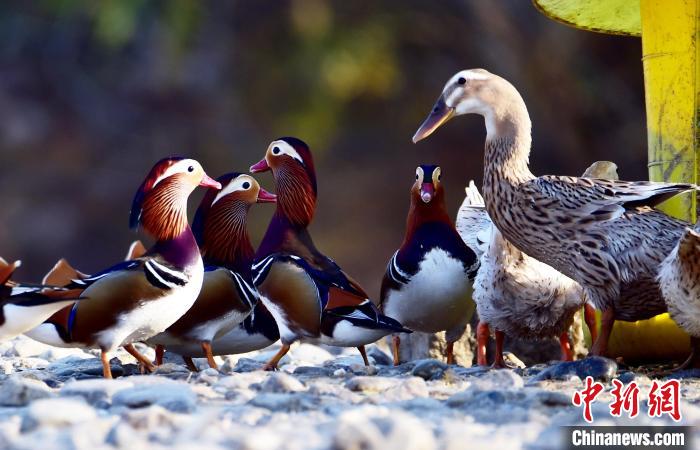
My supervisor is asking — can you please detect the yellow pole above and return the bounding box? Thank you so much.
[641,0,698,221]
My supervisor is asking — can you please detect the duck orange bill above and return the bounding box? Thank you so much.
[420,183,434,203]
[257,187,277,203]
[250,158,270,173]
[412,95,455,143]
[200,174,222,190]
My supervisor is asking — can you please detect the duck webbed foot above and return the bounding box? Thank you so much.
[263,343,291,371]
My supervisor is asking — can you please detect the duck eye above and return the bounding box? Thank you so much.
[187,166,194,173]
[415,174,419,180]
[457,77,466,85]
[272,147,280,155]
[242,181,251,189]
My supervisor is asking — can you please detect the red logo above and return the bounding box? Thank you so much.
[572,377,682,422]
[648,380,681,422]
[572,376,604,422]
[609,379,640,418]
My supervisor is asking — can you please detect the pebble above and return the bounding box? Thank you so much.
[60,378,134,406]
[0,336,692,450]
[0,375,53,406]
[411,359,448,380]
[260,372,306,393]
[21,397,97,431]
[532,356,617,382]
[112,382,197,413]
[345,376,395,393]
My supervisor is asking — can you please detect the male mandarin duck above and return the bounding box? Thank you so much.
[24,157,220,378]
[379,165,478,365]
[0,257,79,342]
[147,172,277,370]
[466,162,609,367]
[250,137,410,370]
[659,227,700,370]
[163,302,280,370]
[413,68,694,357]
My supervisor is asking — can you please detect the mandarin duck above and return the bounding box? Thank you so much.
[163,301,280,370]
[148,172,277,370]
[413,68,695,357]
[24,157,220,378]
[659,228,700,370]
[0,257,80,342]
[467,162,611,367]
[250,137,410,370]
[379,165,478,365]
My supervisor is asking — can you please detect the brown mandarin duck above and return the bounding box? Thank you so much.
[0,258,78,342]
[250,137,410,370]
[413,69,694,357]
[147,172,277,370]
[379,165,478,365]
[24,157,220,378]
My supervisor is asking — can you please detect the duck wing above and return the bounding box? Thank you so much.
[525,176,695,224]
[455,181,492,258]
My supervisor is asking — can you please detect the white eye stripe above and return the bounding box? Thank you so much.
[212,175,255,205]
[269,140,303,164]
[443,70,490,92]
[152,159,198,188]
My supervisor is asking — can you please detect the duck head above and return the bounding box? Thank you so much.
[412,165,444,205]
[130,157,221,241]
[250,137,317,227]
[192,172,276,266]
[413,69,525,142]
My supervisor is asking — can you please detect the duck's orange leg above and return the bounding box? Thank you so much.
[101,350,113,379]
[476,321,490,366]
[154,344,165,366]
[491,329,507,369]
[583,304,598,344]
[589,308,615,357]
[357,345,370,366]
[559,331,574,361]
[263,344,291,371]
[201,341,218,369]
[392,335,401,366]
[445,341,455,365]
[124,343,156,373]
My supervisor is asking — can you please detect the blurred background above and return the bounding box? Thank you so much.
[0,0,645,298]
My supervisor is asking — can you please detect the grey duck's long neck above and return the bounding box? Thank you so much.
[481,103,536,248]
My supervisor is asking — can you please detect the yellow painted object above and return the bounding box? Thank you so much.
[534,0,697,362]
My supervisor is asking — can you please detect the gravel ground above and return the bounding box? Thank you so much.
[0,336,697,450]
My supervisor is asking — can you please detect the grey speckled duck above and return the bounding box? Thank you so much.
[462,162,613,367]
[413,68,695,357]
[659,227,700,369]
